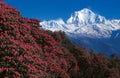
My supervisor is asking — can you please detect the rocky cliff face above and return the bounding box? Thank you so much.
[0,1,78,77]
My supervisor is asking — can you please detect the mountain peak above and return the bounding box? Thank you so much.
[67,8,106,25]
[79,8,93,14]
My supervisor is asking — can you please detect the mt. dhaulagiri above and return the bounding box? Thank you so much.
[67,8,106,25]
[42,8,120,56]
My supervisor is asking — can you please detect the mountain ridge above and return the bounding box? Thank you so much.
[41,8,120,56]
[41,8,120,38]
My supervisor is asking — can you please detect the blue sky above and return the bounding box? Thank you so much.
[4,0,120,21]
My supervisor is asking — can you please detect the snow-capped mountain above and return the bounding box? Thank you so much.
[67,8,106,25]
[41,8,120,38]
[41,8,120,56]
[41,19,67,31]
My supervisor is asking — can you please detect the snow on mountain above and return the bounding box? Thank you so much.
[41,19,68,31]
[67,8,106,25]
[41,8,120,38]
[41,8,120,56]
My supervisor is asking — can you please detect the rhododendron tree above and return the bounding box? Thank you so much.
[0,1,79,78]
[45,30,120,78]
